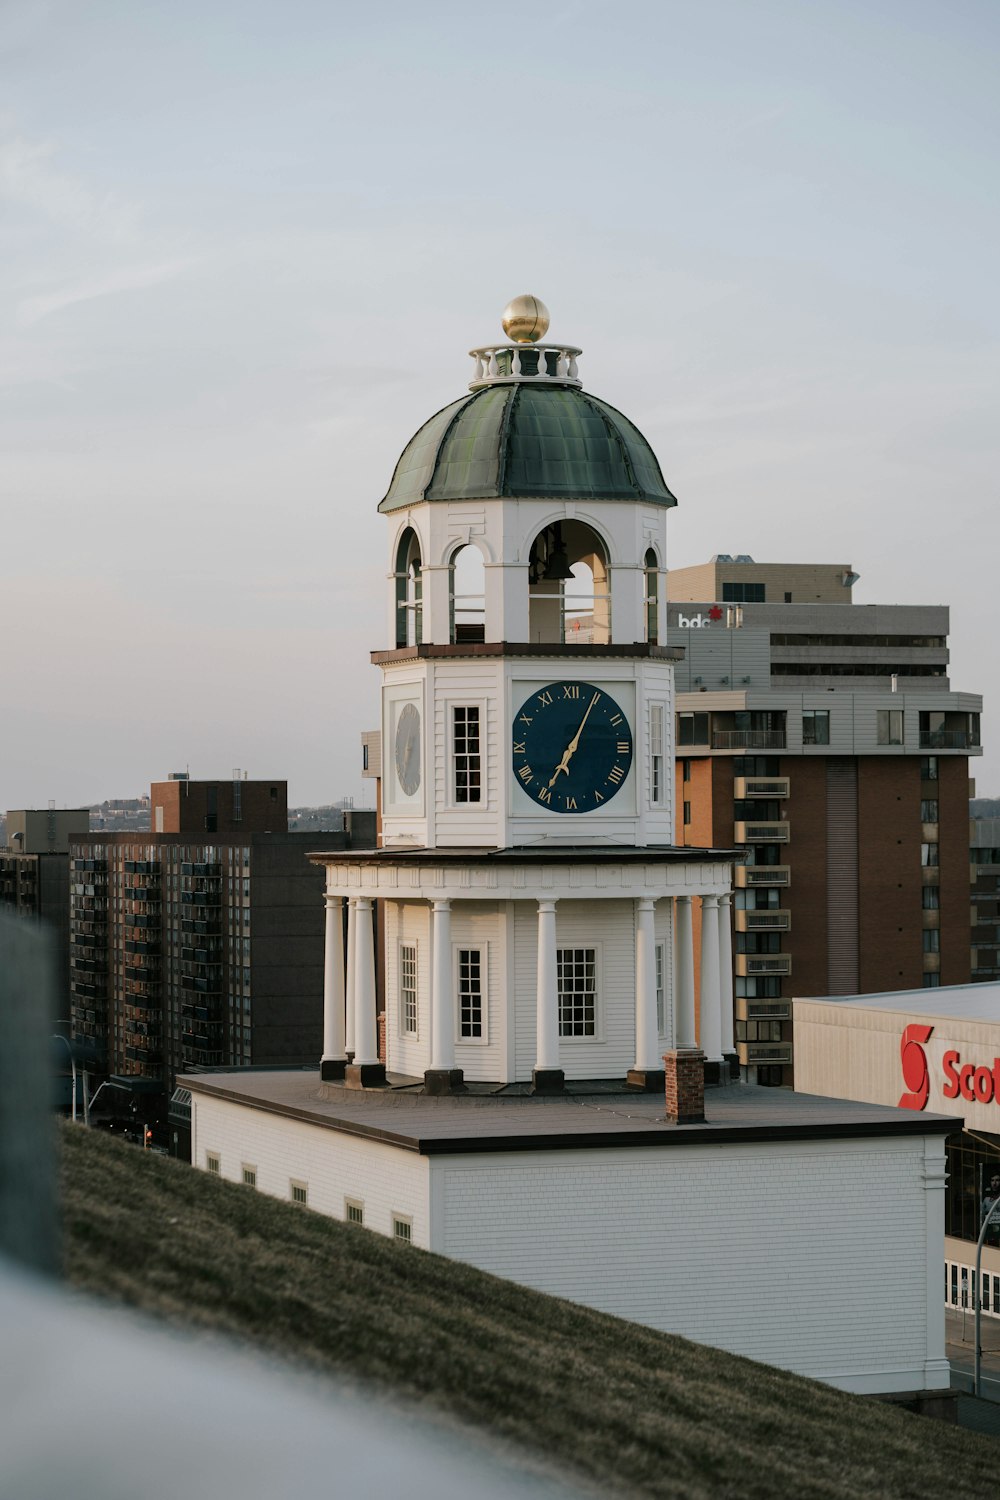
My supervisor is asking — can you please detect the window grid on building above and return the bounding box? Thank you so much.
[290,1181,308,1205]
[242,1165,256,1188]
[206,1153,220,1175]
[453,705,482,804]
[655,941,666,1035]
[458,948,483,1038]
[650,704,664,805]
[345,1198,364,1226]
[393,1215,413,1243]
[400,944,418,1035]
[558,947,597,1037]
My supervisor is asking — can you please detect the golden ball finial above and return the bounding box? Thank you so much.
[501,294,550,344]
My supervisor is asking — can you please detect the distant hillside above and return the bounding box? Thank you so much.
[59,1125,998,1500]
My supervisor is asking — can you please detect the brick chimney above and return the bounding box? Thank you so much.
[664,1048,705,1124]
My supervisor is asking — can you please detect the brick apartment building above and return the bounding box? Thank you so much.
[69,775,375,1110]
[669,557,983,1085]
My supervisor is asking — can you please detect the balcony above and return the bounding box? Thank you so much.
[713,730,786,751]
[736,955,792,977]
[735,910,791,933]
[735,999,790,1022]
[181,918,222,936]
[733,777,790,799]
[919,730,971,750]
[735,865,791,888]
[735,822,790,844]
[181,890,222,908]
[737,1043,792,1066]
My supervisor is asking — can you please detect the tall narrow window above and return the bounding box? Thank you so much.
[458,948,483,1039]
[655,941,666,1035]
[557,947,597,1037]
[650,703,664,805]
[644,548,659,644]
[449,544,486,643]
[453,706,482,803]
[400,943,418,1035]
[395,528,422,648]
[802,710,830,746]
[877,708,904,746]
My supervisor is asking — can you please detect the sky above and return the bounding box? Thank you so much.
[2,0,998,809]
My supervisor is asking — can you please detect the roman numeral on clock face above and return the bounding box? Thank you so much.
[517,764,533,783]
[537,690,553,706]
[513,741,526,756]
[617,741,630,755]
[607,765,625,785]
[562,685,580,698]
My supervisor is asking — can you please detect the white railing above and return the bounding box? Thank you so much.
[469,343,583,390]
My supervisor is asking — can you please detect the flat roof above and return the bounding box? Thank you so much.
[795,983,1000,1025]
[186,1071,957,1155]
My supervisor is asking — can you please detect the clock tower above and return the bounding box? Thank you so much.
[316,299,734,1095]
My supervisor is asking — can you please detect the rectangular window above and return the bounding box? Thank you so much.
[558,947,597,1037]
[650,704,664,805]
[683,801,692,826]
[400,944,418,1036]
[921,756,938,781]
[922,886,940,910]
[802,710,830,746]
[345,1198,364,1226]
[921,799,939,822]
[458,948,483,1039]
[655,941,666,1036]
[722,582,765,603]
[290,1181,308,1206]
[242,1165,257,1188]
[923,928,940,953]
[682,758,692,783]
[393,1215,413,1244]
[678,713,709,746]
[921,843,940,867]
[206,1153,220,1175]
[877,708,904,746]
[453,705,482,804]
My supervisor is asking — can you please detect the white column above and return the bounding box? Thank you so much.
[718,892,735,1059]
[535,899,560,1071]
[674,896,696,1048]
[634,897,659,1071]
[699,894,723,1063]
[321,894,346,1064]
[430,898,454,1071]
[345,898,357,1059]
[353,897,377,1065]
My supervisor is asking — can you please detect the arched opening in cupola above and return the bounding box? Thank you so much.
[449,543,486,643]
[528,520,610,644]
[394,528,422,648]
[645,547,660,644]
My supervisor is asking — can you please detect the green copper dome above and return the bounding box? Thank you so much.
[379,384,677,512]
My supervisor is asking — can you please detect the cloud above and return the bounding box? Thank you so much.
[0,133,140,246]
[16,256,201,325]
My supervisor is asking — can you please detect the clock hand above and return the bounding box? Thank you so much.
[547,693,600,789]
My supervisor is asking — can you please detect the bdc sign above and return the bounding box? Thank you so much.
[898,1023,1000,1112]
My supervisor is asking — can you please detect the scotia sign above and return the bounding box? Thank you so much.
[898,1023,1000,1113]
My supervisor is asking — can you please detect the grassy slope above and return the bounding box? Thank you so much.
[61,1124,996,1500]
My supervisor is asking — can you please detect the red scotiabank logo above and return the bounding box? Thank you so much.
[898,1024,934,1110]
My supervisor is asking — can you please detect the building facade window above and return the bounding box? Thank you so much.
[802,710,830,746]
[683,801,692,826]
[722,582,765,603]
[922,886,941,909]
[650,703,664,805]
[457,947,483,1039]
[678,712,709,746]
[923,929,940,953]
[392,1214,413,1243]
[400,943,418,1036]
[921,756,939,780]
[557,947,597,1037]
[345,1198,364,1226]
[921,843,940,867]
[877,709,904,746]
[644,548,659,644]
[242,1165,257,1188]
[921,799,939,822]
[290,1181,308,1205]
[206,1153,220,1175]
[655,941,666,1035]
[453,705,482,803]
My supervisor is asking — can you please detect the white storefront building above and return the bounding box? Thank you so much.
[795,985,1000,1320]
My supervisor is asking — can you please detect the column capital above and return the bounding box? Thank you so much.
[537,897,558,913]
[701,892,720,909]
[676,893,692,906]
[636,896,656,913]
[718,890,733,908]
[431,897,452,912]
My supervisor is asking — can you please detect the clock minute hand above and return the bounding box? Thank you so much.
[547,693,600,789]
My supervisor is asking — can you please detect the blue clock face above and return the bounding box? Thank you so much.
[511,681,633,814]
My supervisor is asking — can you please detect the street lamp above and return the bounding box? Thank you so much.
[51,1035,77,1124]
[974,1194,1000,1396]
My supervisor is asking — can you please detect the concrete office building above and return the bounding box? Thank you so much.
[69,776,376,1104]
[669,557,983,1086]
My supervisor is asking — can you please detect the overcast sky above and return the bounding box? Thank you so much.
[2,0,997,809]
